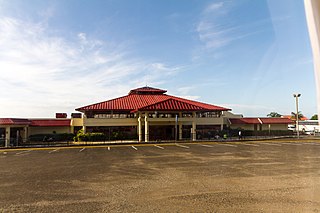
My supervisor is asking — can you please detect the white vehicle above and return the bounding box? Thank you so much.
[299,120,320,135]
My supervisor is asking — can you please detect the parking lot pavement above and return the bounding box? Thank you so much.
[1,141,320,212]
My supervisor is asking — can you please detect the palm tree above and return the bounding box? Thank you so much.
[267,112,282,117]
[310,114,318,120]
[291,111,304,120]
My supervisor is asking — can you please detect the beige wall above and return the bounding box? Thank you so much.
[231,124,257,131]
[261,124,288,131]
[84,118,138,127]
[81,117,224,127]
[29,126,71,135]
[71,118,83,126]
[230,124,289,131]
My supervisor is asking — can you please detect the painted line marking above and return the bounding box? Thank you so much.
[131,146,138,150]
[175,144,189,149]
[217,143,237,147]
[242,143,259,147]
[79,148,86,152]
[154,145,164,149]
[49,149,59,153]
[259,142,281,146]
[199,144,213,148]
[15,150,32,155]
[282,142,301,145]
[107,146,110,151]
[302,142,319,145]
[288,143,302,146]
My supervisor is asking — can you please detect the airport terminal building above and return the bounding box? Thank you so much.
[0,86,292,147]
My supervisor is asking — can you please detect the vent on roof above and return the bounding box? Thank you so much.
[129,86,167,95]
[71,113,82,118]
[56,113,67,118]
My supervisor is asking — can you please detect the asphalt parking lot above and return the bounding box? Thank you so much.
[1,140,320,212]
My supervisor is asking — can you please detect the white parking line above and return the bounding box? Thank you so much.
[131,146,138,150]
[242,143,259,147]
[218,143,237,147]
[199,144,213,148]
[302,143,318,145]
[49,149,59,153]
[15,150,32,155]
[259,142,281,146]
[282,142,302,146]
[175,144,189,149]
[154,145,164,149]
[288,143,302,146]
[79,148,86,152]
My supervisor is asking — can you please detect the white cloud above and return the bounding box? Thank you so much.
[0,16,180,117]
[196,1,266,51]
[204,2,224,13]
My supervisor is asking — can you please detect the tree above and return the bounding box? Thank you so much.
[291,111,304,120]
[267,112,282,117]
[311,114,318,120]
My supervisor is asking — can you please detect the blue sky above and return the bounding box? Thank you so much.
[0,0,316,118]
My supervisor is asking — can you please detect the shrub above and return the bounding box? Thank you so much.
[74,130,106,142]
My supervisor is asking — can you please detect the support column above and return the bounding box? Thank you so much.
[138,114,142,142]
[220,124,224,131]
[70,119,74,134]
[82,114,87,133]
[179,123,183,140]
[5,127,10,147]
[192,121,196,141]
[145,116,149,142]
[23,127,28,142]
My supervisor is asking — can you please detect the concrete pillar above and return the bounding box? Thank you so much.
[220,124,224,131]
[82,115,87,133]
[305,0,320,123]
[192,121,196,141]
[179,123,183,140]
[70,119,74,134]
[145,116,149,142]
[138,114,142,142]
[5,126,10,147]
[23,127,28,142]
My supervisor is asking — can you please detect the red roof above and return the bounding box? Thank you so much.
[30,119,71,127]
[281,115,308,121]
[76,86,230,112]
[0,118,31,125]
[229,118,261,124]
[229,117,293,125]
[260,118,293,124]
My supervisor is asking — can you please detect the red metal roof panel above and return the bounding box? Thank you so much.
[76,87,230,112]
[30,119,71,127]
[229,118,261,124]
[0,118,31,125]
[260,118,293,124]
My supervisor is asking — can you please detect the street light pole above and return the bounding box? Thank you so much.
[293,93,301,138]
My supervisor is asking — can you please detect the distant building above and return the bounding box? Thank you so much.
[0,86,293,147]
